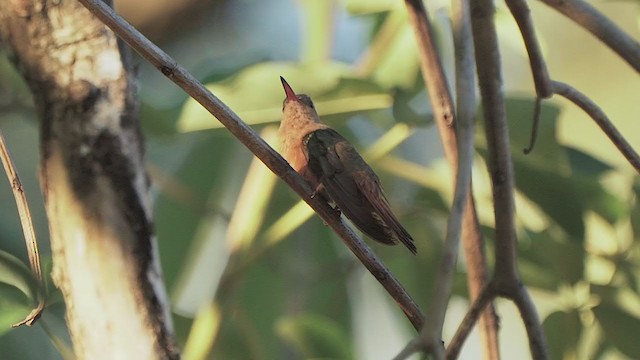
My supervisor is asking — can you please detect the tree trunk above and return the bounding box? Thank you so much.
[0,1,178,358]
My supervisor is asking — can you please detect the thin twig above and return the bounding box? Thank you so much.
[511,284,547,360]
[552,80,640,173]
[505,0,553,156]
[404,0,456,150]
[504,0,553,98]
[77,0,425,330]
[393,339,423,360]
[460,195,500,359]
[523,97,542,154]
[446,283,496,359]
[539,0,640,72]
[0,130,45,327]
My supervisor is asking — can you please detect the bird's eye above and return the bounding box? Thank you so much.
[299,95,315,109]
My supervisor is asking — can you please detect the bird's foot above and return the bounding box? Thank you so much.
[330,205,341,218]
[310,183,326,199]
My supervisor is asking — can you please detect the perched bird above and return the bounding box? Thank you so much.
[279,76,417,254]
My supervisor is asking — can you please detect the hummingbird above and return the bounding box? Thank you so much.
[279,76,417,254]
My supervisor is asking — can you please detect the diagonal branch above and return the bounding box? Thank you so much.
[77,0,425,330]
[538,0,640,72]
[510,284,547,360]
[446,282,497,359]
[552,81,640,173]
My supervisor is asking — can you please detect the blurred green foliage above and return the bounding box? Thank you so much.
[1,0,639,359]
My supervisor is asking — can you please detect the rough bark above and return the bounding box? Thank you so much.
[0,1,178,358]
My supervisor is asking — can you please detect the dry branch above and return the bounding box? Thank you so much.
[0,131,45,327]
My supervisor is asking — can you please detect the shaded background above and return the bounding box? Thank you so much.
[0,0,639,359]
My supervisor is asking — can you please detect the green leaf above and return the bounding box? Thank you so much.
[543,310,582,360]
[504,97,568,172]
[514,162,581,239]
[0,283,31,335]
[299,0,334,63]
[176,61,392,132]
[0,249,45,329]
[368,14,421,90]
[565,146,614,177]
[276,313,353,359]
[520,230,585,287]
[478,97,625,236]
[151,132,241,291]
[392,86,434,127]
[593,303,640,358]
[345,0,401,14]
[0,249,40,304]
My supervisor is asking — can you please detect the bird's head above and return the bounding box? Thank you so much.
[280,76,319,121]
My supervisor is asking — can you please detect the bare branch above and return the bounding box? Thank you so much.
[523,97,542,154]
[539,0,640,72]
[461,196,500,359]
[552,81,640,173]
[0,132,42,284]
[505,0,553,98]
[77,0,425,330]
[404,0,456,155]
[0,131,45,327]
[470,0,519,284]
[505,0,555,156]
[511,285,547,360]
[446,284,497,359]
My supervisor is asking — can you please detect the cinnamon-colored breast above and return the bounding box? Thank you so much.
[279,99,327,175]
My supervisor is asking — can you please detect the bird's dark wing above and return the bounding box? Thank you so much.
[351,170,416,254]
[304,129,416,254]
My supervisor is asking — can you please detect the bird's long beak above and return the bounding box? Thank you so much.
[280,76,298,102]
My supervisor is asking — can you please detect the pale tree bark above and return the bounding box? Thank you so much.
[0,1,178,359]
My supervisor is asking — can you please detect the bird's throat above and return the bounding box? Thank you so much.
[280,104,327,173]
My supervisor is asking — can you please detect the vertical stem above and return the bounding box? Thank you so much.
[469,0,518,282]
